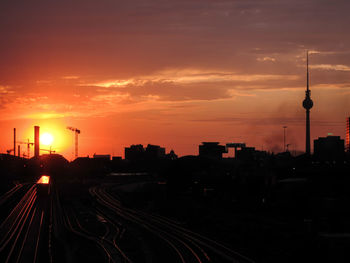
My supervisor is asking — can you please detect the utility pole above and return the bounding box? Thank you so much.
[286,144,291,152]
[283,126,287,152]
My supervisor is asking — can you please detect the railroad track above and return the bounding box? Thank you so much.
[90,185,256,263]
[0,183,25,206]
[56,189,132,263]
[0,183,50,263]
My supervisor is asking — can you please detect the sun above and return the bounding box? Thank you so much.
[40,133,54,146]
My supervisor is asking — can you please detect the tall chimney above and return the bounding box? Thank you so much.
[34,126,40,158]
[13,128,16,156]
[18,145,21,157]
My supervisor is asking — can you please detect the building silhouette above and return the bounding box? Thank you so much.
[145,144,166,160]
[199,142,227,159]
[125,144,166,161]
[93,154,111,160]
[166,150,178,160]
[314,135,344,162]
[236,147,268,161]
[125,144,145,161]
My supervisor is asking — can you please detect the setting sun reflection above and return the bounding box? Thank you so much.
[37,175,50,184]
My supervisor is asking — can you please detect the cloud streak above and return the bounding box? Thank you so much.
[311,64,350,71]
[86,69,299,88]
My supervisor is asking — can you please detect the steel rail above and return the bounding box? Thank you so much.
[0,185,35,229]
[33,211,44,263]
[96,188,201,262]
[63,210,116,263]
[0,190,37,251]
[72,209,133,263]
[14,207,38,263]
[0,184,23,206]
[111,190,255,263]
[92,187,189,263]
[99,186,256,263]
[3,199,37,262]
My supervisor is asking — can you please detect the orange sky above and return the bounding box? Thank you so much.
[1,1,349,160]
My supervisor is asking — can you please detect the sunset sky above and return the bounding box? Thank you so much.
[1,0,349,159]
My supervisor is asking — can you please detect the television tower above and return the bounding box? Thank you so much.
[302,51,313,155]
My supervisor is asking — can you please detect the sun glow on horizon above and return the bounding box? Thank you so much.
[22,121,72,158]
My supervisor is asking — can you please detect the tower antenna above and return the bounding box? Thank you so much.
[307,50,309,91]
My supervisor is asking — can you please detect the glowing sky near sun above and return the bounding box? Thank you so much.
[0,0,349,159]
[40,133,54,146]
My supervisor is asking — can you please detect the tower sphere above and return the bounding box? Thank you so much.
[303,97,313,110]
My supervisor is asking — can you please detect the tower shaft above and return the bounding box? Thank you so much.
[306,109,311,155]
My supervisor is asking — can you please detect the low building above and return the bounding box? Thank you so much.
[93,154,111,160]
[125,144,166,160]
[166,150,178,160]
[125,144,145,161]
[145,144,166,159]
[314,135,345,162]
[236,147,268,161]
[199,142,227,159]
[112,156,122,161]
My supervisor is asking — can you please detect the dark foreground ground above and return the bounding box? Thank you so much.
[53,174,350,263]
[1,153,350,262]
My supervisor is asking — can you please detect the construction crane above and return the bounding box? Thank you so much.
[67,126,80,159]
[40,148,56,154]
[16,139,34,158]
